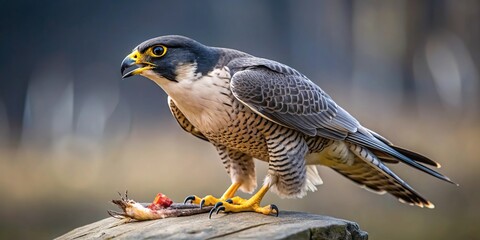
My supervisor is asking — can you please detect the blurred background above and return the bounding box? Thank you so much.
[0,0,479,239]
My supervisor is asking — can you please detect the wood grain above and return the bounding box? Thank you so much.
[56,211,368,240]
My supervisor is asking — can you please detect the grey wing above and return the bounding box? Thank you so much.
[168,97,208,141]
[228,57,359,139]
[228,57,454,184]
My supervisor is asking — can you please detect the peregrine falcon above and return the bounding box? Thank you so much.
[120,35,455,216]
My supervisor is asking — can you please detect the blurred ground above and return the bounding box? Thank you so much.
[1,1,479,239]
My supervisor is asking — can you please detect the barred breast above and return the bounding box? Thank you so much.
[158,64,333,164]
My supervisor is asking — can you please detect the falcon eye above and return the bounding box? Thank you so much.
[151,45,167,57]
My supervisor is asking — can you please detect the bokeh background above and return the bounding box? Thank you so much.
[1,0,479,239]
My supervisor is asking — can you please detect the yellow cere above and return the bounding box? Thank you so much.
[124,49,159,77]
[126,50,142,64]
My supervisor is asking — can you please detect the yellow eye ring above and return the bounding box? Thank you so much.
[150,45,167,57]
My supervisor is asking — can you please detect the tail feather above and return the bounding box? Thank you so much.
[346,129,455,185]
[366,129,441,168]
[331,144,435,208]
[370,149,401,164]
[391,146,441,168]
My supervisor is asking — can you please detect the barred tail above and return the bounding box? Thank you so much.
[331,144,435,208]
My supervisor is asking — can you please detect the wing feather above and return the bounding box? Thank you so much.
[227,56,454,185]
[228,57,359,139]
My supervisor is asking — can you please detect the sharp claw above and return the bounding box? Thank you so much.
[184,195,196,204]
[270,204,279,217]
[216,206,225,215]
[213,202,223,208]
[200,199,205,209]
[225,198,233,204]
[208,202,224,219]
[208,206,216,219]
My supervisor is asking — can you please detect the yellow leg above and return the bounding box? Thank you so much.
[209,184,278,217]
[220,182,242,200]
[184,182,246,207]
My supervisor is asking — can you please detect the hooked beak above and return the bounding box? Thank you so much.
[120,50,155,78]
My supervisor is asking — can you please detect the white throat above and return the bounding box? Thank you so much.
[141,63,232,132]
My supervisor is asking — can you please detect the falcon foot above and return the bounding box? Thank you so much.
[183,195,221,208]
[208,184,278,218]
[183,195,248,209]
[183,182,244,208]
[208,201,279,218]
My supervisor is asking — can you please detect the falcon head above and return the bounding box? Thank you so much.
[121,35,219,82]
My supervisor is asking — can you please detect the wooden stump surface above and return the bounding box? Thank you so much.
[56,211,368,240]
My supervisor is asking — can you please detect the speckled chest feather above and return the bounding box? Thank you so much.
[150,64,331,162]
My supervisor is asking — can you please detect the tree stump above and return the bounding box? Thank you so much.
[56,211,368,240]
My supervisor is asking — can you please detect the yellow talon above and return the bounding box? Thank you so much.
[184,182,244,207]
[228,196,248,205]
[208,184,278,217]
[185,183,278,217]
